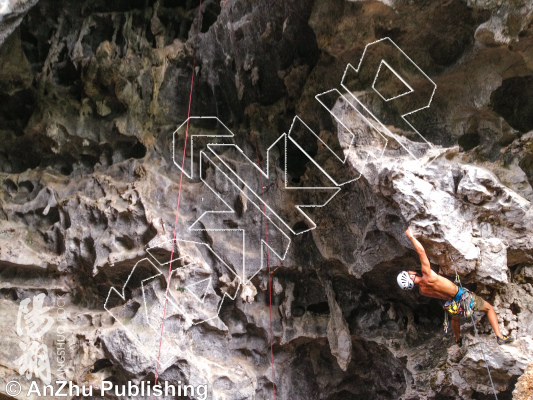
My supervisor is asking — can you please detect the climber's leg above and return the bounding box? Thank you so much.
[472,294,513,344]
[478,300,503,339]
[451,315,461,342]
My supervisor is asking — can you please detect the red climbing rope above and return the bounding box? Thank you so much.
[226,0,276,396]
[254,139,277,399]
[153,1,202,395]
[154,3,277,399]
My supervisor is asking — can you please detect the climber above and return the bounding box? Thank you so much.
[397,227,514,347]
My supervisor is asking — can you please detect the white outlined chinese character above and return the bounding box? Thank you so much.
[16,293,54,339]
[14,341,51,384]
[14,294,53,384]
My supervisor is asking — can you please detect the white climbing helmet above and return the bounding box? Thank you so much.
[397,271,414,290]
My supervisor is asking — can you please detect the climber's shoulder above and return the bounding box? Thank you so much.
[421,265,437,277]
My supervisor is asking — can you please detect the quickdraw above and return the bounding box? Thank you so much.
[443,311,449,333]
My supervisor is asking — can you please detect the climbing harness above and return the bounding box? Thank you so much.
[445,254,499,400]
[443,288,474,318]
[443,272,473,332]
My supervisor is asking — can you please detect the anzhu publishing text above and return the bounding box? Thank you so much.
[26,380,208,399]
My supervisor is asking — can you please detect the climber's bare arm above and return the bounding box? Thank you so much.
[405,227,431,276]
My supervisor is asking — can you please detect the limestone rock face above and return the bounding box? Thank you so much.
[513,362,533,400]
[321,275,352,371]
[1,0,533,399]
